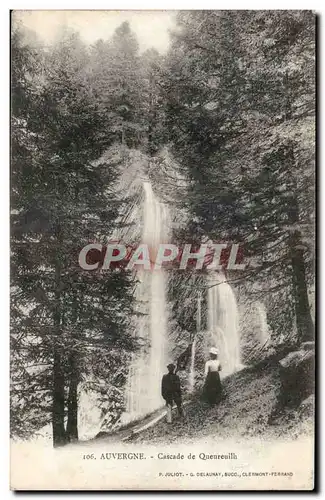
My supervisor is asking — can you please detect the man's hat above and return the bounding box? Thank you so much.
[209,347,219,355]
[167,363,175,369]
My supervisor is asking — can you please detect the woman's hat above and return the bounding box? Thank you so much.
[209,347,219,355]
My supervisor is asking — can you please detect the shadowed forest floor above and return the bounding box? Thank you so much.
[124,360,314,445]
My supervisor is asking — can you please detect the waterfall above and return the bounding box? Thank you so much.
[255,301,270,346]
[196,292,202,335]
[123,182,169,421]
[188,339,196,393]
[189,293,202,393]
[207,273,240,376]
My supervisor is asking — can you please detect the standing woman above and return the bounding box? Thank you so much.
[203,347,222,405]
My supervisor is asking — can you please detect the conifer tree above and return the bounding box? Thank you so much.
[163,10,315,343]
[11,27,136,446]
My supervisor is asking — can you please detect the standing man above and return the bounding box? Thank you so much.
[161,363,183,423]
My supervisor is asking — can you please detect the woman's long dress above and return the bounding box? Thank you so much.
[203,360,222,405]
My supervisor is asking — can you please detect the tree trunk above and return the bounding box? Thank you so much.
[66,286,79,442]
[52,348,66,447]
[289,231,314,342]
[52,224,66,447]
[66,352,79,442]
[52,292,66,447]
[285,146,314,343]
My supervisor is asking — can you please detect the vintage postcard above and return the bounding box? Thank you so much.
[10,9,315,490]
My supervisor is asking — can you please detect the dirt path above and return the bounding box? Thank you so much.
[84,400,194,445]
[84,405,168,444]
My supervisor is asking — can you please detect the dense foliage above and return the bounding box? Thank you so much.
[162,11,315,343]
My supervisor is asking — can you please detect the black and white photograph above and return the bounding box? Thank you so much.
[10,9,315,490]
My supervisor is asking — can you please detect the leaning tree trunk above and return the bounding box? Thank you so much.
[66,352,79,442]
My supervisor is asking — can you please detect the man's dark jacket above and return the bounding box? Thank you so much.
[161,373,182,403]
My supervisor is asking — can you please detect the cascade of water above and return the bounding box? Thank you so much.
[196,292,202,334]
[188,338,196,393]
[124,182,169,421]
[255,301,270,346]
[207,273,240,376]
[189,293,202,393]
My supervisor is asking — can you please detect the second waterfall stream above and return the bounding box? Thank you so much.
[207,273,241,376]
